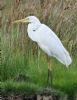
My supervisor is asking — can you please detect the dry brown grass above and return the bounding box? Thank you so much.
[0,1,77,94]
[0,0,77,61]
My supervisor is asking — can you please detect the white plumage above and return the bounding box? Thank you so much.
[27,16,72,67]
[13,16,72,67]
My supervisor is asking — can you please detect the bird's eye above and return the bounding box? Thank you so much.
[33,30,36,31]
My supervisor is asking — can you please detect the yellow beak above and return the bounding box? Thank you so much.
[12,18,29,24]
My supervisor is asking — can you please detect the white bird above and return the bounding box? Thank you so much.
[13,16,72,84]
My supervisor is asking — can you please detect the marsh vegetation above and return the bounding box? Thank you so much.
[0,0,77,99]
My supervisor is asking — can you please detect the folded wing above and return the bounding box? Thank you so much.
[36,24,72,67]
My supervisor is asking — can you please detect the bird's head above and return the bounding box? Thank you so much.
[12,16,40,24]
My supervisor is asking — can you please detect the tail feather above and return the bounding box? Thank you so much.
[54,48,72,67]
[63,48,72,67]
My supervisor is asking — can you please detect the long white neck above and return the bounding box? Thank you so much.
[27,22,41,41]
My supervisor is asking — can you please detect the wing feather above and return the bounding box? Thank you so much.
[35,24,72,66]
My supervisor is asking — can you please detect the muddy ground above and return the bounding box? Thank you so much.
[0,88,74,100]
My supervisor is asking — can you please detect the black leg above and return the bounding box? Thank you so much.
[46,55,53,86]
[47,69,52,86]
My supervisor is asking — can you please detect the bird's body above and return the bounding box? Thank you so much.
[27,20,72,67]
[13,16,72,85]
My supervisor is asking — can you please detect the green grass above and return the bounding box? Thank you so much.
[0,0,77,98]
[0,49,77,95]
[0,23,77,96]
[0,81,40,94]
[53,59,77,94]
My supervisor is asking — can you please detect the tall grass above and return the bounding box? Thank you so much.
[0,0,77,95]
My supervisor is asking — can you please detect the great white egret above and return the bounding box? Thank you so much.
[13,16,72,84]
